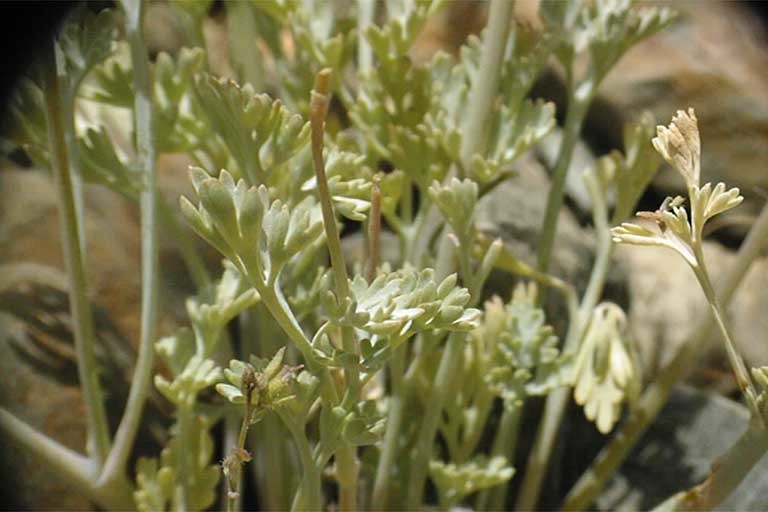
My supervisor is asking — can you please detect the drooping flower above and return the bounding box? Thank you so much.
[572,303,640,434]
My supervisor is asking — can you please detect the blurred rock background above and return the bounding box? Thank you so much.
[2,0,768,509]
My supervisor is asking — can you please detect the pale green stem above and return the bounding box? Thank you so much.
[99,0,159,488]
[691,249,757,411]
[286,422,323,512]
[0,409,133,510]
[227,392,254,512]
[536,81,594,275]
[245,306,292,511]
[357,0,375,73]
[371,343,406,509]
[457,388,494,462]
[458,0,514,170]
[651,423,768,511]
[475,404,523,510]
[311,69,360,510]
[44,36,111,465]
[516,168,611,511]
[174,405,193,512]
[227,1,263,91]
[562,200,768,511]
[405,331,465,509]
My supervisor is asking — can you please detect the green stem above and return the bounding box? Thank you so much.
[561,200,768,511]
[536,81,594,275]
[651,423,768,511]
[692,251,757,412]
[227,397,253,512]
[44,35,111,465]
[357,0,375,74]
[405,331,464,509]
[0,409,133,510]
[174,405,193,512]
[311,69,360,510]
[287,422,323,512]
[371,344,406,509]
[245,306,292,511]
[516,168,612,511]
[476,404,523,510]
[458,0,514,170]
[227,1,262,91]
[100,0,159,487]
[457,388,494,462]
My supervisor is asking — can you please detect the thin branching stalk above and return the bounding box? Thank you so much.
[357,0,375,74]
[0,409,133,510]
[458,0,514,170]
[405,330,465,509]
[476,404,523,510]
[99,0,159,489]
[44,35,112,465]
[516,169,611,510]
[536,82,594,275]
[691,250,757,409]
[175,405,192,511]
[366,175,382,282]
[405,4,514,505]
[310,68,361,511]
[245,307,292,511]
[371,343,406,509]
[562,200,768,511]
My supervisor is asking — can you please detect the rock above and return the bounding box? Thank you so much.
[616,238,768,384]
[594,386,768,511]
[596,2,768,231]
[476,152,597,292]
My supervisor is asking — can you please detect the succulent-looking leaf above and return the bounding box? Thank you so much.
[326,268,481,345]
[429,456,514,507]
[192,74,310,184]
[572,302,640,434]
[181,168,324,286]
[134,416,220,512]
[155,355,222,406]
[429,178,479,241]
[186,262,259,356]
[481,284,569,408]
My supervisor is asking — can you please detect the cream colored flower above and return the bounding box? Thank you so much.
[572,303,640,434]
[652,108,700,189]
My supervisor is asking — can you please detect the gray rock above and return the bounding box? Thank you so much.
[596,386,768,511]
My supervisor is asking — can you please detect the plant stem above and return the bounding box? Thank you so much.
[458,0,514,170]
[174,405,192,512]
[0,409,133,510]
[476,403,523,510]
[405,331,465,509]
[366,175,382,282]
[357,0,375,74]
[371,344,406,509]
[286,422,323,512]
[44,35,111,465]
[227,1,262,91]
[516,168,612,511]
[311,68,361,510]
[536,81,593,275]
[692,251,757,411]
[100,0,159,487]
[651,422,768,511]
[562,200,768,511]
[246,306,292,511]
